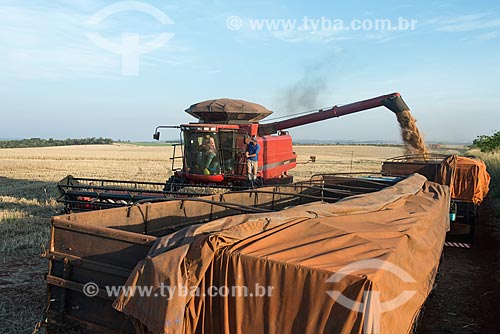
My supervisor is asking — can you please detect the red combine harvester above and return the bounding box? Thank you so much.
[58,92,409,212]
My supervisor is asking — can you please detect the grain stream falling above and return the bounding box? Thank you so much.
[396,110,428,158]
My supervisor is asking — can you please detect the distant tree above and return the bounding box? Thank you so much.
[0,137,115,148]
[472,131,500,153]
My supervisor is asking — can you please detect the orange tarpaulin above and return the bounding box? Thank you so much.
[437,155,490,205]
[113,175,449,334]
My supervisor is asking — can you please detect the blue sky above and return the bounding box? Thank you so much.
[1,0,499,143]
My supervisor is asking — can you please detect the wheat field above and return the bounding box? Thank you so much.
[0,143,467,333]
[0,143,467,182]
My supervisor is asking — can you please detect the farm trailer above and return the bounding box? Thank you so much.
[382,154,490,244]
[41,174,449,334]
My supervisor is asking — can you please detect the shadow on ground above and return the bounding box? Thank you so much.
[0,176,62,217]
[0,177,61,333]
[418,195,500,334]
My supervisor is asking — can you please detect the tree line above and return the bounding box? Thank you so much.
[0,137,114,148]
[472,131,500,153]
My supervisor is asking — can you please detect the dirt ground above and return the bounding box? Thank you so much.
[417,196,500,334]
[0,143,495,333]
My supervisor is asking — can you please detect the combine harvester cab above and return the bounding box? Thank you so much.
[42,173,450,334]
[161,98,297,186]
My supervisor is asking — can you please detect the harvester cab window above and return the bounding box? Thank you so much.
[184,131,222,176]
[219,131,236,174]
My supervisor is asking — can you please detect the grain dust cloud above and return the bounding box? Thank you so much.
[396,110,428,158]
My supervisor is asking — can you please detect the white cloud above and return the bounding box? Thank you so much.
[0,3,186,80]
[270,29,351,44]
[2,47,118,80]
[428,13,500,32]
[477,31,498,41]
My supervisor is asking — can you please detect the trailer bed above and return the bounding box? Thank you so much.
[42,174,447,334]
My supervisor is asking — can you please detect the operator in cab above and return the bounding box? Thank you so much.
[203,135,218,175]
[245,135,260,187]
